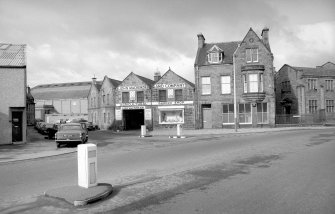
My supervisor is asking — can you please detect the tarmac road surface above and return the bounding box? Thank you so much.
[0,128,334,213]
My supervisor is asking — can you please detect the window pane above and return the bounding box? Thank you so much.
[137,91,144,102]
[245,103,251,113]
[239,104,244,113]
[122,92,129,103]
[263,103,267,112]
[159,90,167,102]
[202,77,210,84]
[175,89,183,101]
[249,74,258,92]
[257,103,262,112]
[229,104,234,113]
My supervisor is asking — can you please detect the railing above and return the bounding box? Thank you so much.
[276,111,335,125]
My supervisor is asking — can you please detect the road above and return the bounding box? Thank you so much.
[0,128,334,213]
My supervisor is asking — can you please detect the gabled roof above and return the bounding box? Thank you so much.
[195,41,240,66]
[156,68,195,88]
[240,27,271,53]
[0,43,26,67]
[108,78,122,87]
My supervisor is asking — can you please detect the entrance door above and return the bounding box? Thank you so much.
[12,111,23,142]
[123,109,144,130]
[203,108,212,129]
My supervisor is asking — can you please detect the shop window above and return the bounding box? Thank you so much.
[246,48,258,63]
[122,92,129,103]
[326,100,334,113]
[137,91,144,102]
[221,76,231,94]
[239,103,251,124]
[159,90,167,102]
[308,100,317,113]
[201,77,211,95]
[175,89,183,101]
[257,103,268,124]
[222,104,234,124]
[159,109,184,124]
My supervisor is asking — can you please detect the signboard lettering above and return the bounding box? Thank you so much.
[154,83,186,89]
[118,85,148,90]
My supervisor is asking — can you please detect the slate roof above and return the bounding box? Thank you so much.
[195,41,240,66]
[158,68,195,88]
[107,77,122,87]
[31,81,98,100]
[291,65,335,77]
[135,73,155,86]
[0,43,26,67]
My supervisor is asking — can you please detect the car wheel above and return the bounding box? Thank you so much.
[56,142,60,148]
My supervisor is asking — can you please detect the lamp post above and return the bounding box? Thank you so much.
[233,44,240,132]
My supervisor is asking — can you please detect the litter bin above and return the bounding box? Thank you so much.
[78,144,97,188]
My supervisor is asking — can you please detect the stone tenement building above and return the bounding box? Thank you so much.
[194,27,275,129]
[276,62,335,122]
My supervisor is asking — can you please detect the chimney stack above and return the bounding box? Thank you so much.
[154,71,161,81]
[92,76,97,85]
[261,27,270,50]
[197,33,205,49]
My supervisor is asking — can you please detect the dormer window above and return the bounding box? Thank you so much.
[207,45,223,64]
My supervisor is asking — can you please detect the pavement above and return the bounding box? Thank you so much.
[1,125,334,206]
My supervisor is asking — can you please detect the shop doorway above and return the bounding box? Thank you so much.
[12,111,23,142]
[123,109,144,130]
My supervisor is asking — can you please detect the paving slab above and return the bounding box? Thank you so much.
[44,183,113,206]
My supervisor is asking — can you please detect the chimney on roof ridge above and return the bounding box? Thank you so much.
[197,33,205,49]
[92,76,97,85]
[154,70,161,81]
[261,27,270,50]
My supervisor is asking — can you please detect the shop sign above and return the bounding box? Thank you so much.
[115,109,122,120]
[152,101,193,105]
[145,109,152,120]
[154,83,186,89]
[118,85,148,91]
[121,106,145,110]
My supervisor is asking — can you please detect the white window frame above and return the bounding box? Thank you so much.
[221,76,231,94]
[208,52,222,63]
[246,48,258,63]
[201,77,211,95]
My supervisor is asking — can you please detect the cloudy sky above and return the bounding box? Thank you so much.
[0,0,334,87]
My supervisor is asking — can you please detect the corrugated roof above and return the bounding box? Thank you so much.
[31,81,97,100]
[0,43,26,67]
[32,90,90,100]
[195,41,240,66]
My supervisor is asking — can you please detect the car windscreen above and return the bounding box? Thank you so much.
[60,125,82,131]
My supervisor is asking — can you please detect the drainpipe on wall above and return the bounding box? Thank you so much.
[233,44,240,132]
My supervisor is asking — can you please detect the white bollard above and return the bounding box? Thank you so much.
[78,144,97,188]
[141,125,146,137]
[177,124,182,137]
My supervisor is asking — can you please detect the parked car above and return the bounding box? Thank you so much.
[55,123,88,148]
[87,122,98,131]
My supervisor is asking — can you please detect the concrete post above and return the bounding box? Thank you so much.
[78,144,97,188]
